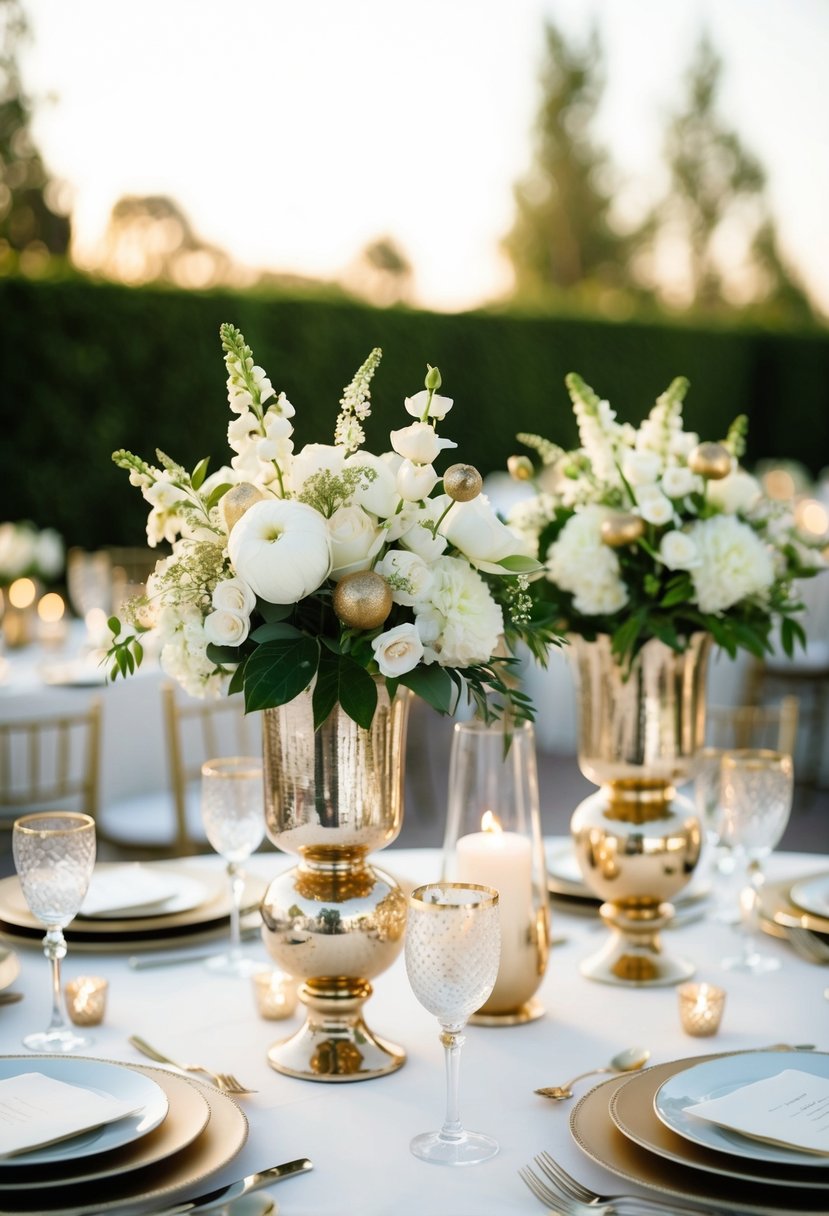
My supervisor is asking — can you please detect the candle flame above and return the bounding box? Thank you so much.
[481,810,502,834]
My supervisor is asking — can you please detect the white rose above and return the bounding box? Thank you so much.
[371,622,424,677]
[396,459,439,502]
[212,576,257,616]
[228,499,331,603]
[328,505,385,579]
[441,494,531,572]
[660,466,699,499]
[346,451,400,518]
[404,389,454,421]
[659,530,700,571]
[375,549,433,606]
[623,451,662,486]
[289,443,346,496]
[637,493,675,526]
[390,421,457,465]
[706,468,762,515]
[203,609,250,647]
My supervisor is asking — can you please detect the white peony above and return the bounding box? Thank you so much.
[546,506,629,616]
[404,389,454,421]
[659,530,700,571]
[441,494,532,573]
[203,609,250,647]
[212,577,257,616]
[706,468,763,515]
[375,549,433,606]
[228,500,331,603]
[414,556,503,667]
[371,622,424,677]
[328,505,384,579]
[396,459,439,502]
[390,421,457,465]
[687,515,776,614]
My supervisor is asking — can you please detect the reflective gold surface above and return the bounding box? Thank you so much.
[261,685,410,1080]
[570,634,709,986]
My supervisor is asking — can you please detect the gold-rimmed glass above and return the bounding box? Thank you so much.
[12,811,96,1051]
[405,882,501,1165]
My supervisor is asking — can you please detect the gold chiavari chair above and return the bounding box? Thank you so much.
[0,701,102,830]
[705,696,799,757]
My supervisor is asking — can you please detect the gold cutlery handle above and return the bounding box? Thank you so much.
[129,1034,181,1068]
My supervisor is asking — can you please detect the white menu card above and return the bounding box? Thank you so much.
[0,1072,140,1158]
[686,1069,829,1156]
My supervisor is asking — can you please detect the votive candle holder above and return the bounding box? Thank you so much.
[677,981,726,1036]
[65,976,108,1026]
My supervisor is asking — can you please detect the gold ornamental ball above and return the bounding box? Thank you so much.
[688,442,733,480]
[507,455,534,482]
[600,512,645,548]
[332,571,393,630]
[444,463,483,502]
[222,483,266,532]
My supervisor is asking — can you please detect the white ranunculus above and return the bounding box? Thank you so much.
[660,465,699,499]
[546,506,629,617]
[212,576,257,616]
[706,468,762,515]
[346,451,400,518]
[371,622,424,677]
[396,460,438,502]
[687,515,776,614]
[375,549,433,606]
[328,505,385,579]
[441,494,532,572]
[623,450,663,486]
[228,499,331,604]
[203,608,250,647]
[404,389,454,421]
[637,493,675,526]
[659,530,700,571]
[289,443,346,496]
[390,421,457,465]
[413,556,503,667]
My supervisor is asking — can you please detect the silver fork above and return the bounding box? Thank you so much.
[128,1034,257,1095]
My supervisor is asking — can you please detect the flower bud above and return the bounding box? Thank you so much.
[425,364,442,391]
[508,455,534,482]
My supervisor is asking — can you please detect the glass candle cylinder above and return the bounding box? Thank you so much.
[65,976,108,1026]
[677,981,726,1036]
[442,719,550,1024]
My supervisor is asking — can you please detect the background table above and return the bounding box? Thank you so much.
[1,844,827,1215]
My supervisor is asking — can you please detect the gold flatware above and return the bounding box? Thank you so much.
[128,1034,256,1095]
[0,990,23,1005]
[535,1045,650,1100]
[134,1158,313,1216]
[784,924,829,964]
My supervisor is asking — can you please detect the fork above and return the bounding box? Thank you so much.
[128,1034,257,1094]
[784,924,829,964]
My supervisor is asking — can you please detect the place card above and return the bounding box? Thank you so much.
[0,1072,141,1158]
[686,1068,829,1155]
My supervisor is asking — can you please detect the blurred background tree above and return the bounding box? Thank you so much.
[342,235,414,307]
[0,0,70,275]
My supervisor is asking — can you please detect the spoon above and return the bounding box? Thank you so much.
[535,1045,651,1100]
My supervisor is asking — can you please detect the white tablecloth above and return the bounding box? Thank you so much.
[1,844,828,1215]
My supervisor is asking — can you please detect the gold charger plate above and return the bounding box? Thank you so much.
[570,1066,829,1214]
[0,1066,248,1214]
[759,874,829,939]
[0,946,19,990]
[0,1059,209,1191]
[609,1053,829,1188]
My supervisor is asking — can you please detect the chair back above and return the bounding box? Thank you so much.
[705,696,799,756]
[0,700,101,829]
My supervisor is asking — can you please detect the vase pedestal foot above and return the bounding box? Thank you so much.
[266,978,405,1082]
[579,901,696,988]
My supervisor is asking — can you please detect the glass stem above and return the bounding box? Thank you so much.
[43,928,68,1032]
[439,1023,466,1144]
[738,857,764,962]
[227,861,245,964]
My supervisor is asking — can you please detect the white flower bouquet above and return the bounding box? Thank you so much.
[507,372,826,666]
[109,324,555,728]
[0,521,64,587]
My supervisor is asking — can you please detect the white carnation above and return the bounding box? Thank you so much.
[687,515,776,614]
[414,556,503,666]
[546,506,629,617]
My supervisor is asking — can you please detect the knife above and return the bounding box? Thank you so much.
[112,1158,313,1216]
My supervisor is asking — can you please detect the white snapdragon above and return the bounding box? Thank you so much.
[546,506,629,616]
[328,505,385,579]
[404,389,454,421]
[375,549,433,606]
[371,622,424,677]
[396,459,439,502]
[687,515,776,614]
[228,500,331,603]
[441,494,532,572]
[622,450,662,487]
[390,421,457,465]
[637,493,675,526]
[414,556,503,667]
[659,530,700,571]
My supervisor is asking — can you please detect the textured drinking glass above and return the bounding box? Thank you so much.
[693,747,739,924]
[718,749,794,974]
[405,882,500,1165]
[201,756,265,977]
[12,812,96,1051]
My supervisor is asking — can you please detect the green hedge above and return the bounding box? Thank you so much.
[1,276,827,549]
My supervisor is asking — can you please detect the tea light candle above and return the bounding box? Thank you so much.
[65,976,108,1026]
[456,812,533,953]
[252,970,299,1020]
[677,981,726,1036]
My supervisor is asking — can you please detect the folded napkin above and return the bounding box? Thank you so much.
[686,1068,829,1156]
[80,863,181,917]
[0,1072,141,1158]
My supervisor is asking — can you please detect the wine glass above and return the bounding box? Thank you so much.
[405,882,501,1165]
[12,811,96,1051]
[201,756,265,977]
[693,747,739,924]
[718,749,794,974]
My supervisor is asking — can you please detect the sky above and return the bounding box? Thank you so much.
[18,0,829,313]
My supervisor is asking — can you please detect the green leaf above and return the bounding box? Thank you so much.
[311,648,342,729]
[228,655,248,696]
[132,640,144,666]
[206,481,234,510]
[780,615,807,658]
[243,637,320,713]
[659,576,693,608]
[191,456,211,490]
[496,555,544,573]
[339,663,378,730]
[256,600,294,623]
[250,622,303,643]
[398,664,455,715]
[107,615,121,637]
[206,642,243,664]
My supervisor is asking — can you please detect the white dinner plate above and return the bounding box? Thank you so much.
[0,1057,168,1166]
[654,1050,829,1168]
[80,867,209,919]
[789,873,829,919]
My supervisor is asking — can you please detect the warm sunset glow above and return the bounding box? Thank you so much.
[8,578,36,609]
[481,811,503,834]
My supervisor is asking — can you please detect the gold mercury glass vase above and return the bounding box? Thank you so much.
[259,684,410,1081]
[569,632,710,987]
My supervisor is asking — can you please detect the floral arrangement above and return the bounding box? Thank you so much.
[108,324,556,728]
[0,521,64,587]
[506,373,826,666]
